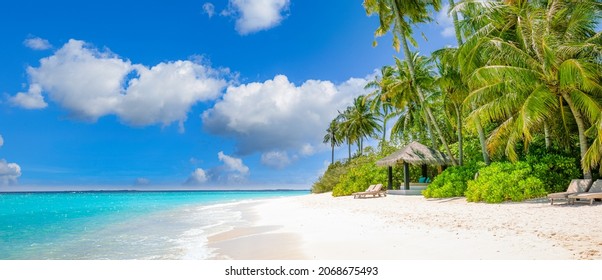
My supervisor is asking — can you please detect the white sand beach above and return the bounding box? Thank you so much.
[207,193,602,260]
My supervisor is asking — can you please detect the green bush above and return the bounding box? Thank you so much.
[465,161,547,203]
[422,162,484,198]
[332,159,388,196]
[526,153,580,193]
[312,161,348,193]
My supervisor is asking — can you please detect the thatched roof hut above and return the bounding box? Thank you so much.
[376,141,452,190]
[376,141,452,167]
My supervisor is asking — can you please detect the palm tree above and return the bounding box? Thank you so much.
[335,110,353,161]
[342,96,383,155]
[323,119,343,165]
[388,55,440,148]
[364,66,396,145]
[444,0,491,165]
[364,0,459,165]
[433,47,468,165]
[461,0,602,177]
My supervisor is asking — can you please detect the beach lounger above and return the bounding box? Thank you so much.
[353,185,375,199]
[547,179,592,205]
[353,184,386,199]
[568,180,602,205]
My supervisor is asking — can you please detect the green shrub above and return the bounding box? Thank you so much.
[526,153,580,193]
[465,161,547,203]
[422,162,484,198]
[332,159,388,196]
[312,161,348,193]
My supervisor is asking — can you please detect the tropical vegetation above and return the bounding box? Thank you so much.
[313,0,601,203]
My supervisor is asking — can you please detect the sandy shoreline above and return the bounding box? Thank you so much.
[206,193,602,260]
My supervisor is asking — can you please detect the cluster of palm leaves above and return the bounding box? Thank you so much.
[325,0,601,178]
[323,96,382,165]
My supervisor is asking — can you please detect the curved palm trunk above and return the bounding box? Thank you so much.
[561,92,592,179]
[544,122,551,149]
[474,116,490,164]
[454,104,464,166]
[450,0,488,165]
[399,32,458,165]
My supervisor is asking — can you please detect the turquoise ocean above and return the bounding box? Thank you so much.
[0,190,307,260]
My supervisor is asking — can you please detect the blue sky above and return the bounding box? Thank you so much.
[0,0,458,190]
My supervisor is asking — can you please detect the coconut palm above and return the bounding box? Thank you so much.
[323,119,343,165]
[364,66,396,144]
[387,55,442,148]
[364,0,458,165]
[433,47,468,165]
[342,96,383,155]
[461,0,602,177]
[443,0,491,165]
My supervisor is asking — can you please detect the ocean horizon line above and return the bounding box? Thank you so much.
[0,188,311,194]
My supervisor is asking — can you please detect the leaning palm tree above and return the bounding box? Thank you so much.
[461,0,602,177]
[433,47,468,165]
[388,55,440,148]
[364,65,396,144]
[323,119,343,165]
[363,0,458,165]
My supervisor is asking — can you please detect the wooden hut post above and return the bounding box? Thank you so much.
[403,162,410,190]
[387,166,393,190]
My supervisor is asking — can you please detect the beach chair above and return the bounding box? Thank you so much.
[353,184,386,199]
[547,179,592,205]
[353,185,375,199]
[568,179,602,205]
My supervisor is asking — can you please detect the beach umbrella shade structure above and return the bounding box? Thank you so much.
[376,141,452,190]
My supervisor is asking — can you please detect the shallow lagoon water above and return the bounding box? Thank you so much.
[0,190,307,259]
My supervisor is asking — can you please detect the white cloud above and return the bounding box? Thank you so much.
[0,159,21,186]
[23,37,52,50]
[184,152,249,185]
[202,74,369,157]
[13,39,227,128]
[218,151,249,175]
[185,168,209,185]
[10,84,48,109]
[225,0,290,35]
[261,151,291,169]
[436,4,455,38]
[203,2,215,18]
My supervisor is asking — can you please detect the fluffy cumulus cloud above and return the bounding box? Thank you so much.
[261,151,291,169]
[184,152,249,185]
[23,37,53,50]
[436,4,456,38]
[226,0,290,35]
[10,84,48,109]
[0,160,21,186]
[202,75,369,164]
[218,151,249,175]
[11,39,227,128]
[203,2,215,18]
[0,136,22,186]
[185,168,209,185]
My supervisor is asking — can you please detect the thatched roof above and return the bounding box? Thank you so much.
[376,141,452,166]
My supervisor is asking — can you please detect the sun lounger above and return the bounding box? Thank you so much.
[353,184,386,199]
[547,179,592,205]
[352,185,375,198]
[568,180,602,205]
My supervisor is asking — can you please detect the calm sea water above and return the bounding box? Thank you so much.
[0,190,307,260]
